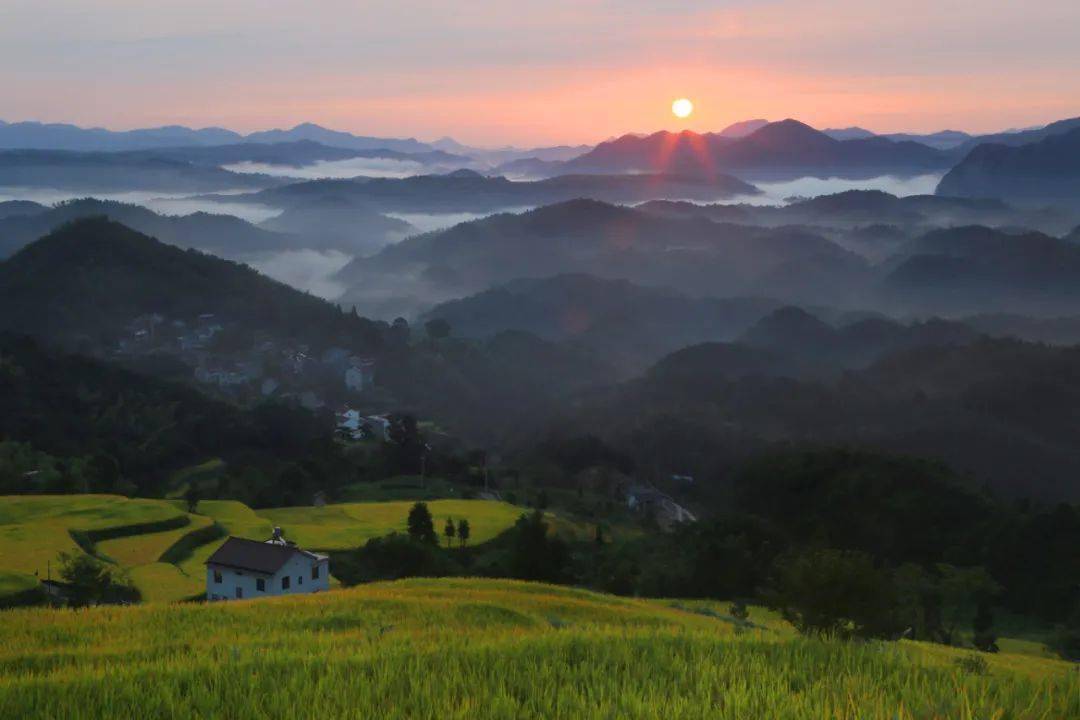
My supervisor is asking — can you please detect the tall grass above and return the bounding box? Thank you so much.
[0,579,1074,719]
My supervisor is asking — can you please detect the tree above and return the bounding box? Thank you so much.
[424,318,451,341]
[457,518,470,548]
[387,414,425,475]
[972,600,999,653]
[407,502,437,545]
[443,516,456,547]
[184,483,201,513]
[938,564,1000,645]
[510,510,568,583]
[57,551,114,608]
[766,548,898,639]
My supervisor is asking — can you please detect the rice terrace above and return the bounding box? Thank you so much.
[0,579,1075,719]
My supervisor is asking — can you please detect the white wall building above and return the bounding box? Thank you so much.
[205,530,329,601]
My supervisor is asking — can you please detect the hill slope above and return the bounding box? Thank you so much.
[936,126,1080,203]
[0,217,387,349]
[0,578,1073,719]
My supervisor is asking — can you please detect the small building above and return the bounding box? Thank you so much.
[205,529,329,601]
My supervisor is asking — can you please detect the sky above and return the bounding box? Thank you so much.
[2,0,1079,147]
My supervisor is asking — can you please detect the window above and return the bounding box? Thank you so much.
[235,587,243,599]
[312,565,320,580]
[298,575,303,586]
[213,570,222,584]
[281,576,291,590]
[256,578,265,592]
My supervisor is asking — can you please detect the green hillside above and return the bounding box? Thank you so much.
[0,579,1074,719]
[259,499,534,549]
[0,496,543,604]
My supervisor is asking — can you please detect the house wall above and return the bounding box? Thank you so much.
[206,554,330,601]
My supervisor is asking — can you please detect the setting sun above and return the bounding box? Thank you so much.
[672,98,693,119]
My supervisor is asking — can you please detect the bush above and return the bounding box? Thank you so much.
[766,548,898,639]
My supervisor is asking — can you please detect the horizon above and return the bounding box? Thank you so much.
[0,114,1071,151]
[3,1,1080,146]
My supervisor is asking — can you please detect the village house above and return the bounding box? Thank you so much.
[205,529,329,601]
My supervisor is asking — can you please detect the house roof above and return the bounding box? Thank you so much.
[205,537,306,575]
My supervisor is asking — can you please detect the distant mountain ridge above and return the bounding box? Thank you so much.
[936,126,1080,204]
[0,120,433,154]
[560,120,953,179]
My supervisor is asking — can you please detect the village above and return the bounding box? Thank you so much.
[117,312,379,413]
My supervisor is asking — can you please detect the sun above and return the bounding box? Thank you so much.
[672,98,694,119]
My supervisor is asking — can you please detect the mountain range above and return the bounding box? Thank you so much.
[0,198,411,259]
[936,126,1080,204]
[335,198,871,317]
[555,120,954,179]
[0,120,432,154]
[244,168,758,215]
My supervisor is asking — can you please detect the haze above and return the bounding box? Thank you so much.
[3,0,1080,145]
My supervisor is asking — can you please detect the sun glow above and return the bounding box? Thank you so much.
[672,98,694,119]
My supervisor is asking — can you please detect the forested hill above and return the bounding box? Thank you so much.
[553,336,1080,503]
[0,217,387,353]
[0,333,343,501]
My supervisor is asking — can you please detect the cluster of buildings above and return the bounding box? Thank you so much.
[116,313,377,409]
[335,409,393,441]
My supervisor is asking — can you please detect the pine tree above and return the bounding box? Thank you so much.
[443,516,456,547]
[406,502,437,545]
[457,518,470,548]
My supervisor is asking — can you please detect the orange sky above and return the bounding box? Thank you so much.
[2,0,1078,146]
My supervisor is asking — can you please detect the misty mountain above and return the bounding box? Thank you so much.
[0,199,298,259]
[421,274,786,376]
[560,120,953,179]
[0,200,45,219]
[0,120,242,151]
[822,127,877,141]
[718,119,770,138]
[243,122,432,153]
[739,306,978,374]
[336,199,871,317]
[247,169,758,215]
[0,217,386,351]
[258,198,414,255]
[823,127,972,150]
[434,138,593,165]
[0,149,285,193]
[116,141,467,169]
[936,126,1080,204]
[0,119,438,154]
[558,335,1080,502]
[882,225,1080,314]
[955,116,1080,153]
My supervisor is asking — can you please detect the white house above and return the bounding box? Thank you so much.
[205,529,329,601]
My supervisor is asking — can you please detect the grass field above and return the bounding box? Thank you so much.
[0,578,1074,719]
[259,499,529,549]
[0,495,188,593]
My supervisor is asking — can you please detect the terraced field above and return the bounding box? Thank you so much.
[0,496,545,604]
[0,495,188,591]
[0,579,1074,719]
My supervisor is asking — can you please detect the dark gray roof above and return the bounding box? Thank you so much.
[205,537,300,574]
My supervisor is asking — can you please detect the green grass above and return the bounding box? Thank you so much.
[0,571,38,597]
[96,514,213,567]
[0,578,1074,719]
[0,495,186,579]
[258,499,528,550]
[174,500,275,581]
